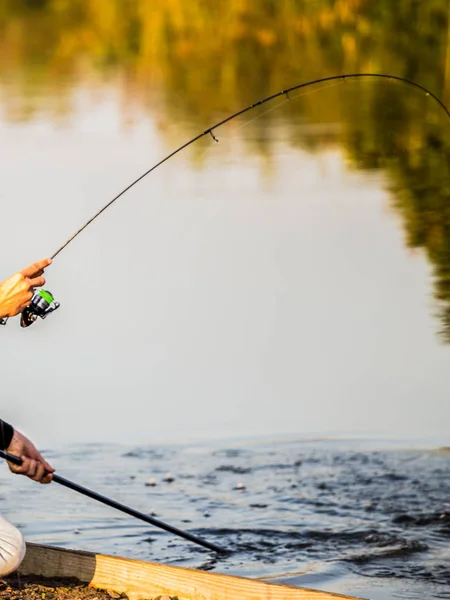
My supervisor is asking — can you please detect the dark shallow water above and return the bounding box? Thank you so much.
[1,437,449,599]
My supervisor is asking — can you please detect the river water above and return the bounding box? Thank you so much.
[0,3,449,599]
[1,437,450,600]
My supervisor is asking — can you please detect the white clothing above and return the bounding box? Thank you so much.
[0,514,26,576]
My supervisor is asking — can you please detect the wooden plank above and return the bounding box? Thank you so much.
[19,543,365,600]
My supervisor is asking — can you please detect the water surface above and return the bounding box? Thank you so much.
[2,437,450,599]
[0,3,449,599]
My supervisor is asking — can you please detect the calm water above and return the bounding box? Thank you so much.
[1,437,450,600]
[0,2,449,599]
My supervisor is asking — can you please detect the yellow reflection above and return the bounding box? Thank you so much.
[0,0,449,340]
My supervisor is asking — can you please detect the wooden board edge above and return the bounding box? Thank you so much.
[19,543,366,600]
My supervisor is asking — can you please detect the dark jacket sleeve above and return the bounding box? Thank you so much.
[0,419,14,450]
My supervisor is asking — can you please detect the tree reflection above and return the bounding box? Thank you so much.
[0,0,449,339]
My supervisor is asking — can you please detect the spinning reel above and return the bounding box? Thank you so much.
[20,289,60,327]
[0,289,60,328]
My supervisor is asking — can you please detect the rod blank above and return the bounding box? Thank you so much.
[51,73,450,260]
[0,449,228,555]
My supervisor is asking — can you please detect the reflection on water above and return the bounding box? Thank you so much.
[0,0,448,339]
[0,5,450,599]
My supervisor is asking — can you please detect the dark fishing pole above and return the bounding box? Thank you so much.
[0,449,228,555]
[3,73,448,329]
[51,72,450,260]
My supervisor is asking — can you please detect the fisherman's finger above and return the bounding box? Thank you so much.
[27,276,46,289]
[32,462,47,482]
[11,456,31,475]
[34,452,54,473]
[22,457,37,478]
[21,259,52,278]
[7,463,23,475]
[40,458,55,473]
[39,473,53,485]
[19,297,33,313]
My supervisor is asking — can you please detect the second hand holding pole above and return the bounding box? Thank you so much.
[0,450,228,555]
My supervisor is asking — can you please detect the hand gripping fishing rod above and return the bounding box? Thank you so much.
[6,72,450,329]
[0,449,228,554]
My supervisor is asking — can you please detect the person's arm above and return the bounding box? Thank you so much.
[0,419,14,450]
[0,420,54,484]
[0,259,52,319]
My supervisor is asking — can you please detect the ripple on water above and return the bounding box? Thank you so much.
[1,438,449,599]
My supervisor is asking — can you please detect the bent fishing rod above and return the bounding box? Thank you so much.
[0,449,228,554]
[3,73,450,328]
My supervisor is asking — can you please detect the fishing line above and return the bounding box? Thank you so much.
[190,79,342,185]
[211,80,340,143]
[192,96,292,167]
[51,73,450,261]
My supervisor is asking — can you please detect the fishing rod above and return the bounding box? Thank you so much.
[0,449,228,554]
[3,73,450,328]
